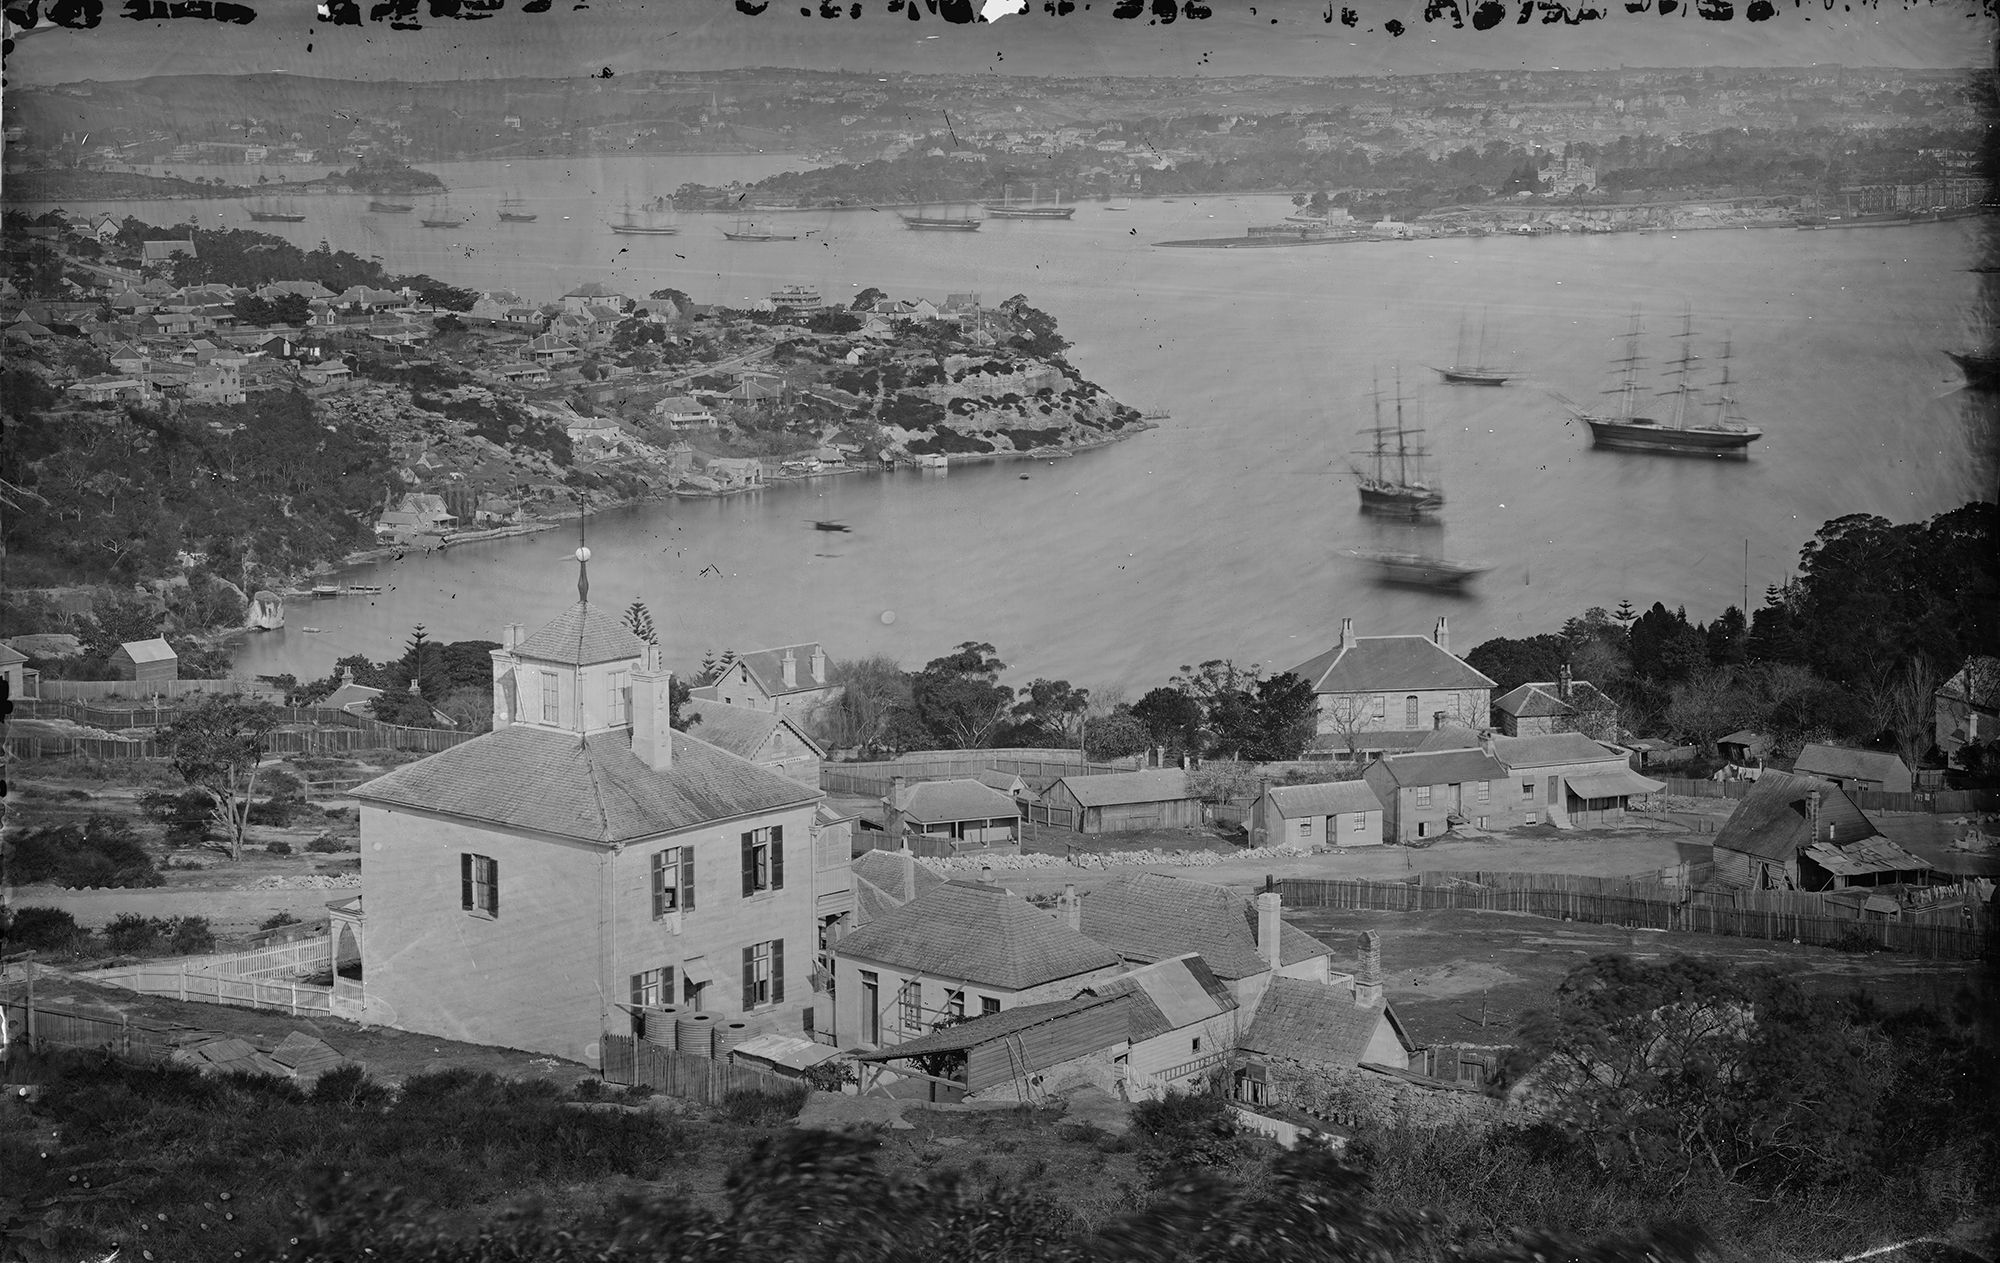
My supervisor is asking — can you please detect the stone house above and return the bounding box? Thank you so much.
[1490,665,1619,740]
[1362,747,1511,841]
[1290,618,1496,762]
[1490,732,1662,828]
[683,698,826,788]
[692,643,839,720]
[1250,779,1384,849]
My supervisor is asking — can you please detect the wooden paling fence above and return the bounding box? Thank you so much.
[0,995,177,1060]
[1276,877,1996,961]
[75,935,339,1018]
[600,1033,797,1105]
[1655,776,2000,815]
[8,704,476,761]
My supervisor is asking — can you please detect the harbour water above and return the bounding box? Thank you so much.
[36,157,1990,690]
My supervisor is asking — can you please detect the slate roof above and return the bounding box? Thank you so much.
[1084,954,1236,1043]
[1494,680,1615,719]
[682,699,812,764]
[1490,733,1626,769]
[1413,725,1482,752]
[351,725,818,845]
[1048,769,1192,808]
[1370,749,1509,788]
[1239,977,1410,1066]
[1078,873,1332,980]
[1711,770,1880,864]
[836,879,1120,990]
[730,644,832,697]
[1287,635,1495,695]
[1792,744,1909,785]
[855,994,1123,1060]
[851,848,949,922]
[513,601,650,666]
[114,637,177,664]
[1266,780,1383,819]
[901,778,1021,825]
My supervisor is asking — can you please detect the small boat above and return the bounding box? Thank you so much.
[302,627,323,633]
[1556,308,1762,458]
[310,584,341,598]
[369,200,415,213]
[811,520,850,533]
[1947,350,2000,390]
[900,211,981,232]
[1346,549,1490,590]
[723,218,797,241]
[1351,370,1444,518]
[498,194,537,223]
[1430,310,1512,386]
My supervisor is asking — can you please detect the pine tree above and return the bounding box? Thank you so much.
[623,601,657,645]
[1613,599,1637,625]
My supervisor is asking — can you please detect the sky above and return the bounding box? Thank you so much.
[5,0,1991,87]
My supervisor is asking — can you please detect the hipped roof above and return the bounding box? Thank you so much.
[836,879,1120,990]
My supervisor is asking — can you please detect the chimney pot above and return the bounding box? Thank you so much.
[1434,617,1450,655]
[1063,882,1081,932]
[979,865,994,885]
[1339,617,1356,652]
[1558,662,1573,700]
[811,645,827,685]
[1255,891,1283,973]
[781,648,798,689]
[886,776,908,844]
[1433,710,1447,730]
[1356,930,1384,1007]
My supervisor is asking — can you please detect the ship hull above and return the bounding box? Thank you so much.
[420,220,464,228]
[901,217,981,231]
[249,212,307,222]
[1357,484,1443,517]
[1947,352,2000,390]
[1585,418,1760,457]
[723,231,797,241]
[498,212,538,222]
[1349,552,1488,588]
[368,201,414,213]
[610,224,679,235]
[983,206,1076,219]
[1439,368,1509,386]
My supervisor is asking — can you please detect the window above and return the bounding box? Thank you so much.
[1476,781,1490,804]
[1476,816,1488,829]
[945,990,965,1023]
[1296,819,1312,839]
[1191,1036,1202,1054]
[460,853,498,917]
[1526,812,1538,825]
[630,966,675,1008]
[608,668,630,726]
[651,846,694,917]
[898,979,923,1032]
[741,825,785,896]
[541,671,560,724]
[1372,695,1386,720]
[741,938,783,1010]
[1415,785,1432,808]
[1416,821,1430,839]
[980,996,1001,1017]
[861,971,881,1044]
[1521,780,1536,803]
[1351,813,1365,833]
[1404,696,1420,728]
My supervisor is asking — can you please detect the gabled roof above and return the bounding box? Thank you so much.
[1711,770,1880,863]
[1239,977,1411,1066]
[1369,748,1508,788]
[1491,732,1625,769]
[1079,873,1332,980]
[1266,780,1382,819]
[836,879,1120,990]
[1287,635,1495,695]
[0,643,29,667]
[1083,953,1236,1043]
[1494,679,1616,718]
[1413,725,1482,752]
[1719,730,1774,749]
[683,699,825,763]
[1940,656,2000,709]
[562,281,624,299]
[1792,744,1909,785]
[901,778,1020,825]
[855,993,1123,1060]
[352,725,817,845]
[1047,769,1192,808]
[113,637,176,664]
[512,601,649,666]
[729,644,831,698]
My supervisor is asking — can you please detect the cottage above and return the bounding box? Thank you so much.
[1234,932,1414,1099]
[494,363,550,384]
[1290,618,1496,762]
[141,239,197,264]
[849,847,948,928]
[1362,747,1511,842]
[1717,729,1777,767]
[0,642,32,699]
[1490,664,1619,740]
[692,643,839,719]
[1251,779,1384,849]
[1711,770,1882,891]
[654,395,717,427]
[834,874,1122,1049]
[1792,744,1913,795]
[1936,657,2000,769]
[109,638,178,690]
[1077,874,1334,1014]
[1082,952,1240,1092]
[1038,769,1200,834]
[395,492,457,529]
[1488,732,1662,828]
[473,495,525,526]
[525,334,580,363]
[352,580,831,1062]
[68,374,155,404]
[566,417,624,455]
[106,342,148,372]
[870,776,1021,848]
[560,282,628,313]
[683,699,826,787]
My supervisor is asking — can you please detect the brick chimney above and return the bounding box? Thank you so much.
[898,846,917,902]
[1062,882,1082,932]
[1805,787,1821,843]
[1255,890,1283,973]
[1558,661,1572,701]
[1433,617,1450,655]
[810,644,827,685]
[781,648,798,689]
[1433,710,1448,730]
[1339,617,1356,652]
[886,776,908,844]
[489,633,520,731]
[1478,728,1495,757]
[1355,931,1383,1007]
[630,642,674,772]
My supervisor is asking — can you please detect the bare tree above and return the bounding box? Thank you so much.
[1880,657,1940,775]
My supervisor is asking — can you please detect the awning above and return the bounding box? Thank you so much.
[1565,768,1668,799]
[681,956,715,986]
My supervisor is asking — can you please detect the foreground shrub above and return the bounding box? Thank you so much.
[1129,1086,1246,1186]
[266,839,293,855]
[102,911,162,954]
[720,1083,811,1126]
[261,910,302,931]
[6,816,163,888]
[2,905,89,954]
[101,913,215,956]
[306,835,351,853]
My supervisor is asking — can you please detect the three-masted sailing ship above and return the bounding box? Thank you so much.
[1555,308,1762,457]
[983,185,1076,219]
[721,218,798,241]
[497,194,537,223]
[610,196,678,236]
[1430,310,1511,386]
[368,199,415,213]
[248,197,306,223]
[420,198,465,228]
[899,204,982,231]
[1351,370,1444,517]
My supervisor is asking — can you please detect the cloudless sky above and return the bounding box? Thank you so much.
[6,0,1991,87]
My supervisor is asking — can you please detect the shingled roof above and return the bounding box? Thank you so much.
[513,601,650,666]
[1792,744,1909,786]
[836,879,1120,990]
[352,725,817,845]
[1287,635,1495,695]
[1084,954,1236,1043]
[1369,748,1509,788]
[1078,873,1331,980]
[1266,780,1382,819]
[683,699,824,763]
[1239,977,1411,1066]
[1711,770,1880,864]
[729,644,832,698]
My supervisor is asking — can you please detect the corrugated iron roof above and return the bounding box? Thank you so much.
[1047,769,1192,808]
[1802,837,1933,878]
[115,637,177,664]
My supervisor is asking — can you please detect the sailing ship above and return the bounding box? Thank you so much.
[610,197,678,235]
[1946,350,2000,390]
[983,184,1076,220]
[722,218,798,241]
[1556,308,1762,458]
[1351,370,1444,517]
[420,198,465,228]
[248,197,306,223]
[497,195,537,223]
[1429,310,1512,386]
[1344,548,1490,590]
[368,200,415,213]
[899,206,982,231]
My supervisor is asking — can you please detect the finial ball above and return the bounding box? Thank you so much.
[575,546,592,563]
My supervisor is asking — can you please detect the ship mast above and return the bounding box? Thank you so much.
[1455,314,1469,369]
[1475,307,1490,371]
[1661,306,1699,431]
[1710,332,1739,430]
[1394,368,1409,487]
[1606,307,1647,421]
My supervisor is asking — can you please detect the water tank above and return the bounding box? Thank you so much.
[715,1021,752,1063]
[641,1005,680,1051]
[676,1012,717,1060]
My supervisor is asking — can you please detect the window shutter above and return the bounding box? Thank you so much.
[770,825,784,890]
[460,853,473,910]
[771,939,784,1005]
[680,847,695,912]
[742,945,757,1011]
[741,833,756,898]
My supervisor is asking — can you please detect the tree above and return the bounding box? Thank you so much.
[1662,668,1758,751]
[1875,656,1940,772]
[812,655,915,755]
[910,642,1014,750]
[1132,687,1204,762]
[1171,660,1264,758]
[850,287,886,310]
[623,600,657,645]
[1247,671,1319,762]
[1083,709,1152,762]
[649,287,691,309]
[77,592,163,661]
[1704,606,1748,667]
[403,624,430,694]
[1628,603,1706,682]
[432,313,465,335]
[161,695,283,861]
[1007,678,1090,748]
[1467,633,1568,695]
[806,308,862,335]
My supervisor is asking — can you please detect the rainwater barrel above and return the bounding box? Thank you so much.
[715,1021,751,1063]
[642,1005,680,1051]
[676,1012,717,1060]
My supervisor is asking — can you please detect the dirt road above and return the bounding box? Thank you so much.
[11,885,358,933]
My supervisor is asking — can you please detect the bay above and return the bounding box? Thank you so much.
[49,156,1986,691]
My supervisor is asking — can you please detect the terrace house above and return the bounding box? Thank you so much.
[1289,618,1496,762]
[351,566,833,1061]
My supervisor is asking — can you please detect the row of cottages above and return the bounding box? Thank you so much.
[841,869,1412,1104]
[1710,770,1933,892]
[855,769,1208,848]
[349,566,858,1063]
[691,643,842,720]
[1362,729,1663,842]
[1289,618,1498,762]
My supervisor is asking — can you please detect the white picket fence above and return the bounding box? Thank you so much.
[82,933,337,1017]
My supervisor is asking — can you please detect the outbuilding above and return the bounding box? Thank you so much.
[1038,769,1201,834]
[109,638,178,690]
[1251,779,1384,848]
[1791,743,1913,795]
